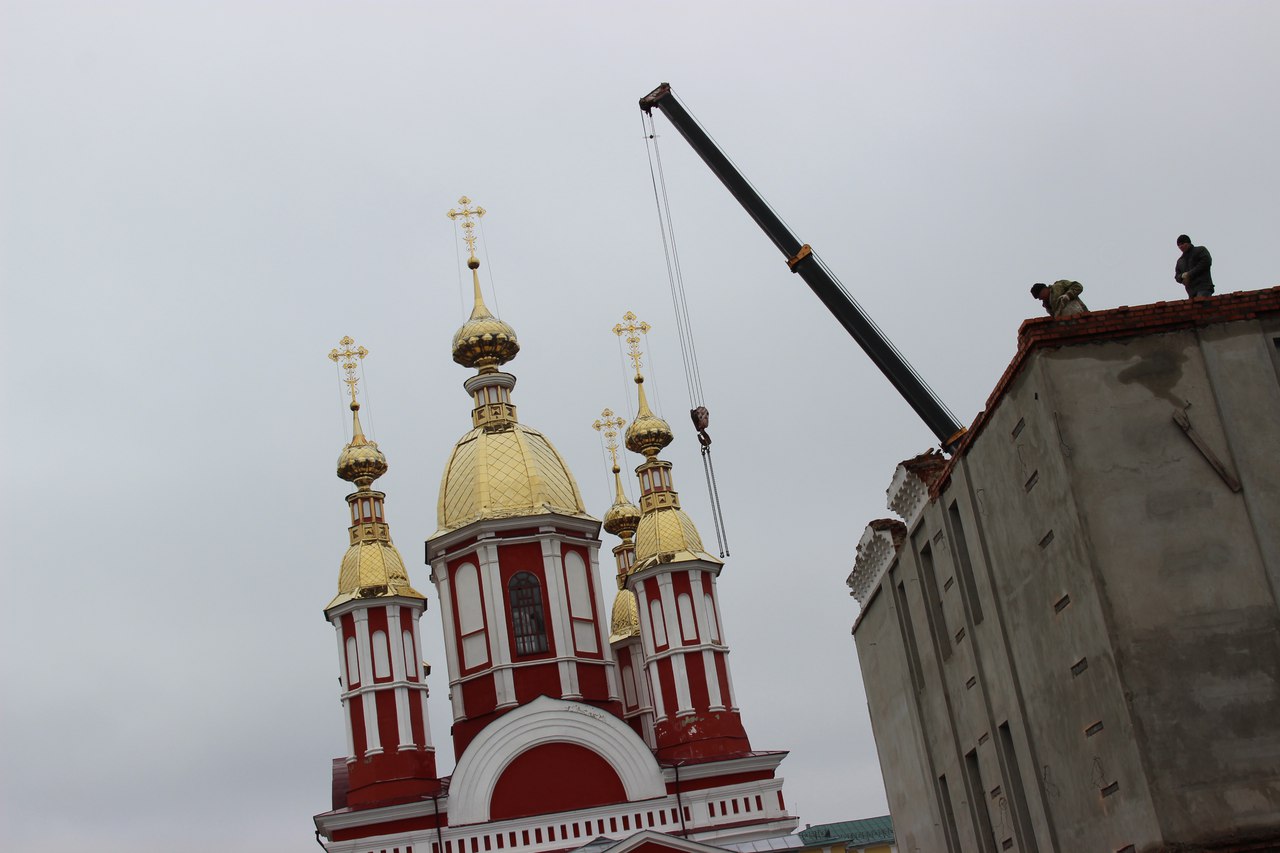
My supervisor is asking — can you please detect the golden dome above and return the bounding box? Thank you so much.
[327,538,424,610]
[624,376,673,458]
[609,588,640,642]
[602,462,641,538]
[633,504,721,569]
[337,403,387,487]
[435,423,593,534]
[452,268,519,370]
[603,495,642,539]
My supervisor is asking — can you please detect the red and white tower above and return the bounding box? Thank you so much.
[615,315,750,763]
[313,203,796,851]
[324,337,439,809]
[427,204,621,759]
[595,409,656,747]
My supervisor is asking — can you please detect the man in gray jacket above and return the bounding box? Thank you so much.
[1175,234,1214,298]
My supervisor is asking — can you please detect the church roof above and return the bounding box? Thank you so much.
[797,816,894,846]
[436,422,591,533]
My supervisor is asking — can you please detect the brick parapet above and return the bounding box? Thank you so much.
[931,286,1280,497]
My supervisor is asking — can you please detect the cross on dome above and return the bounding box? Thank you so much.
[613,311,651,379]
[447,195,487,265]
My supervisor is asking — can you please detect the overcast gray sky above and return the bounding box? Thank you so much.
[2,2,1277,851]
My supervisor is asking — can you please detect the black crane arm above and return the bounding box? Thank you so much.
[639,82,966,450]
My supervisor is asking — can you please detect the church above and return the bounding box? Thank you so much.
[312,200,799,853]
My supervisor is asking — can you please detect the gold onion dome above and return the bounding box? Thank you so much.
[337,402,388,487]
[624,376,673,459]
[602,466,642,539]
[610,587,640,643]
[452,262,520,370]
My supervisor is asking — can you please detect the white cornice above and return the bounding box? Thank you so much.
[428,512,602,563]
[659,750,787,782]
[847,525,900,611]
[887,463,928,528]
[314,795,447,834]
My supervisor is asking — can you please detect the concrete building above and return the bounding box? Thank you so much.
[847,288,1280,853]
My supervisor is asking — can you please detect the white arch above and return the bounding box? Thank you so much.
[448,695,665,825]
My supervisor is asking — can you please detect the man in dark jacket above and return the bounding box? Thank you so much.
[1175,234,1214,298]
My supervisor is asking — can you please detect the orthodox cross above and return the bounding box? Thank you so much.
[592,408,627,470]
[612,311,651,378]
[328,335,368,406]
[447,195,487,261]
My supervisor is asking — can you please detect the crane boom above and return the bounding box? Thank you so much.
[639,82,966,450]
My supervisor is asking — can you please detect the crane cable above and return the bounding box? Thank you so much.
[642,111,729,558]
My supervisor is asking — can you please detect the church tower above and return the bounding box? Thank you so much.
[595,409,656,747]
[615,314,751,763]
[427,199,622,758]
[323,338,438,809]
[315,204,796,850]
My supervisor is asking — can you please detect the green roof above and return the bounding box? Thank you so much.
[797,816,894,846]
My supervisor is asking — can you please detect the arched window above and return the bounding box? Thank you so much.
[508,572,549,656]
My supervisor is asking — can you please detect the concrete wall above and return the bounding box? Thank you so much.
[853,312,1280,852]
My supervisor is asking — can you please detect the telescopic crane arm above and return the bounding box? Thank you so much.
[639,82,966,450]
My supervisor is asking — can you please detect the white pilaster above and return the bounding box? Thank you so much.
[395,686,414,749]
[649,662,666,720]
[362,690,382,755]
[671,651,693,714]
[634,581,655,658]
[387,606,406,681]
[432,562,465,721]
[723,651,739,710]
[703,648,724,711]
[332,616,347,689]
[687,570,703,638]
[541,537,579,698]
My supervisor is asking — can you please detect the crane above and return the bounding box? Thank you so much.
[639,82,967,451]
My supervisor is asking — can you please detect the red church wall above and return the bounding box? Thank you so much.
[461,673,498,719]
[489,742,626,821]
[513,662,562,705]
[376,689,399,752]
[665,768,774,793]
[655,660,678,718]
[350,696,367,757]
[713,653,731,710]
[683,651,709,709]
[408,685,426,745]
[499,541,557,659]
[575,661,608,700]
[401,606,420,682]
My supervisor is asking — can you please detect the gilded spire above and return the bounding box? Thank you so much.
[449,196,519,371]
[595,408,642,642]
[594,409,641,542]
[325,337,422,608]
[614,312,672,458]
[329,336,387,488]
[607,317,720,571]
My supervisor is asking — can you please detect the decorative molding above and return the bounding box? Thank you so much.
[448,696,665,824]
[847,521,906,610]
[887,463,928,527]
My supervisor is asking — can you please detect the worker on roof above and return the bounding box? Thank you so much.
[1175,234,1215,298]
[1031,281,1088,318]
